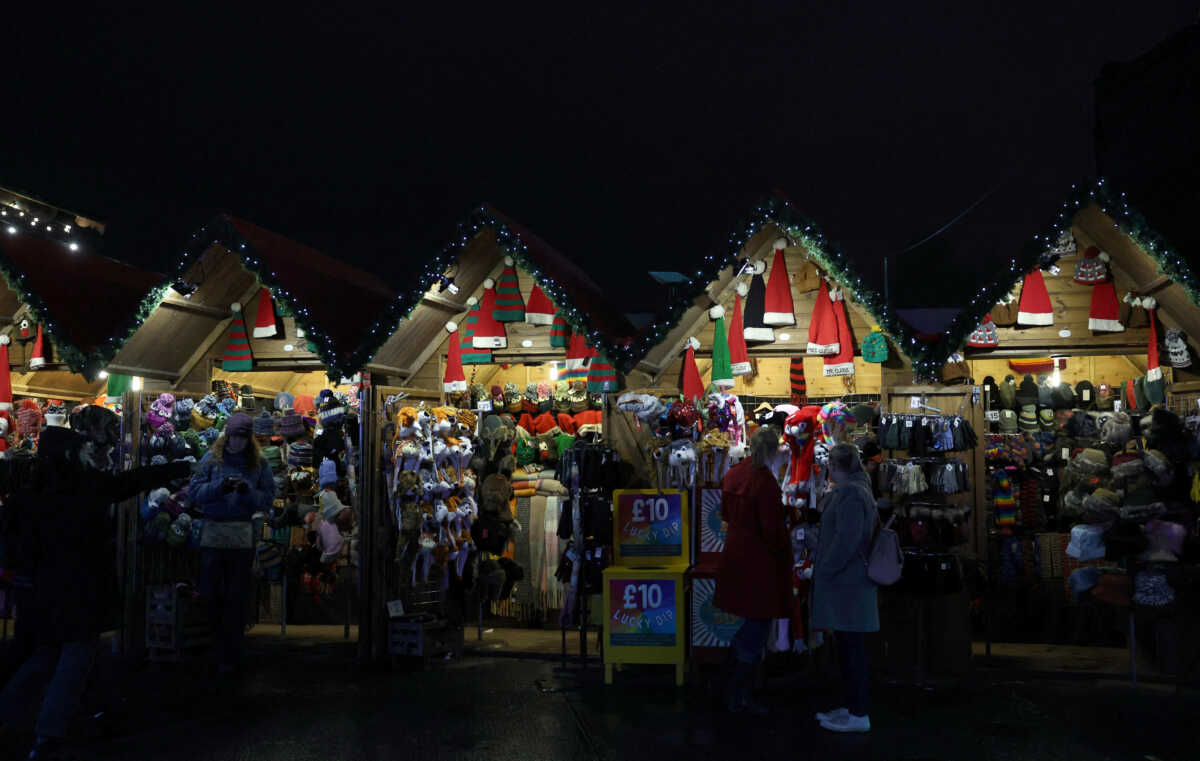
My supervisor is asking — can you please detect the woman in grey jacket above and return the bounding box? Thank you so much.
[811,443,879,733]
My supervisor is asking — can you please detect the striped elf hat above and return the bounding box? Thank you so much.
[493,257,525,322]
[550,312,570,348]
[459,296,493,364]
[222,303,253,371]
[561,332,594,381]
[586,352,619,393]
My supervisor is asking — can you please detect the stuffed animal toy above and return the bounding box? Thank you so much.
[783,406,822,508]
[666,439,698,488]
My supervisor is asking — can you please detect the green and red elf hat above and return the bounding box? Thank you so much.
[493,257,525,322]
[222,302,253,371]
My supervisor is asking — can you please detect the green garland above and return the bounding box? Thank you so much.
[164,215,405,381]
[0,237,168,382]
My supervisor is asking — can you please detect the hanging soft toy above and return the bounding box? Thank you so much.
[666,439,698,488]
[782,406,822,508]
[817,401,853,447]
[146,393,176,430]
[616,392,665,429]
[17,319,32,342]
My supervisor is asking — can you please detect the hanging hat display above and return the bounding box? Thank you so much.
[443,321,467,393]
[742,259,774,343]
[709,305,734,388]
[28,324,47,370]
[807,279,840,355]
[550,312,570,348]
[1088,280,1124,332]
[525,283,555,326]
[966,316,999,349]
[252,287,278,338]
[823,288,854,377]
[1121,293,1150,329]
[562,332,594,382]
[1166,328,1191,369]
[1145,300,1165,405]
[460,296,492,365]
[493,257,525,322]
[861,326,889,361]
[221,303,253,371]
[790,357,807,405]
[762,239,796,326]
[1074,246,1110,285]
[1017,270,1053,326]
[0,335,10,411]
[681,337,704,402]
[728,288,751,376]
[1048,230,1077,257]
[586,352,619,393]
[472,279,507,348]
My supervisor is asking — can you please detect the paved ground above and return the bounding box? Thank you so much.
[5,633,1196,761]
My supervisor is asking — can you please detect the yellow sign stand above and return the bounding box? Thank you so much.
[601,566,688,686]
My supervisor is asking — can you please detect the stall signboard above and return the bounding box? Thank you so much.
[697,487,726,562]
[601,566,687,685]
[611,489,689,568]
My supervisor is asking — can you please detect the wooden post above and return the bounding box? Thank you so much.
[117,390,145,660]
[357,382,386,663]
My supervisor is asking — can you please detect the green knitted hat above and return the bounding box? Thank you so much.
[709,305,733,389]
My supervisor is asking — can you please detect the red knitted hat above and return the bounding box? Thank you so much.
[472,279,507,349]
[493,258,525,322]
[681,337,705,402]
[822,288,855,377]
[460,296,493,364]
[762,239,796,326]
[253,287,278,338]
[966,315,1000,348]
[525,283,555,326]
[807,279,840,355]
[1088,280,1124,332]
[1017,270,1053,326]
[728,289,751,376]
[562,332,594,381]
[0,335,10,411]
[550,313,570,348]
[28,324,47,370]
[443,321,467,392]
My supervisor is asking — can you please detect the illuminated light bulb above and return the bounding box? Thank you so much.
[778,333,791,342]
[5,227,14,234]
[521,339,533,348]
[131,377,143,391]
[63,225,70,232]
[69,242,79,251]
[98,370,108,379]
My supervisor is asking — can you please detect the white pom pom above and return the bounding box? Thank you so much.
[230,302,241,312]
[773,238,788,250]
[0,335,9,346]
[1099,251,1110,262]
[686,336,701,351]
[751,259,766,275]
[483,278,495,289]
[736,281,749,297]
[503,256,514,266]
[1143,297,1157,310]
[467,296,478,307]
[445,321,458,333]
[709,304,725,320]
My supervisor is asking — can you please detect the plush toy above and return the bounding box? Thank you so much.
[782,406,822,508]
[666,439,698,488]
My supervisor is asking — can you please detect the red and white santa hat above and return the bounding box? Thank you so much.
[681,337,704,402]
[253,287,278,338]
[728,287,751,376]
[966,315,1000,348]
[471,279,508,349]
[525,283,556,326]
[822,288,855,377]
[1017,270,1053,326]
[443,321,467,392]
[1146,297,1162,382]
[763,238,796,326]
[807,278,840,355]
[562,331,595,381]
[29,324,46,369]
[1088,280,1124,332]
[0,334,11,411]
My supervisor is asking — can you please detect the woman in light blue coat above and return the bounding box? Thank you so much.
[811,443,878,733]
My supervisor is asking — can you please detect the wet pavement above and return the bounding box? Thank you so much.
[24,637,1200,761]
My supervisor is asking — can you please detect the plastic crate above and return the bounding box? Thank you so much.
[146,584,211,652]
[388,615,463,658]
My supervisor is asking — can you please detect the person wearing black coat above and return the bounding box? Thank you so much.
[0,426,189,758]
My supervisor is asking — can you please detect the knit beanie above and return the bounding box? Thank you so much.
[997,375,1018,411]
[1018,405,1038,432]
[253,411,275,437]
[550,313,570,349]
[493,258,525,322]
[1166,328,1191,368]
[966,316,999,349]
[1074,246,1109,285]
[460,296,494,364]
[1074,380,1096,410]
[861,328,888,362]
[1016,375,1038,408]
[998,409,1018,434]
[318,458,338,488]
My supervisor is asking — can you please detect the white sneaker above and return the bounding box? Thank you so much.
[819,713,871,733]
[815,707,849,723]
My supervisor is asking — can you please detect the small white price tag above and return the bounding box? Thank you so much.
[386,600,406,618]
[1062,447,1070,460]
[985,410,1000,422]
[477,400,493,412]
[906,419,914,428]
[1043,494,1051,503]
[1082,390,1091,401]
[1113,400,1123,412]
[909,396,921,409]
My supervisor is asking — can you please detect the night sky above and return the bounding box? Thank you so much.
[3,3,1196,310]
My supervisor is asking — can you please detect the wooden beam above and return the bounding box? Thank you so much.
[422,293,464,312]
[104,364,179,382]
[1133,274,1172,296]
[172,282,261,389]
[158,296,231,320]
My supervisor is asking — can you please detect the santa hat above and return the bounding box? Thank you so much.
[763,239,796,326]
[728,288,751,376]
[807,279,840,355]
[252,287,278,338]
[586,353,619,393]
[790,357,807,405]
[550,312,570,348]
[443,322,467,392]
[525,283,555,326]
[29,324,47,370]
[106,373,132,406]
[221,303,253,371]
[822,288,855,377]
[459,297,492,364]
[1074,246,1109,285]
[562,332,595,381]
[742,260,774,343]
[493,257,525,322]
[709,305,734,388]
[1088,280,1124,332]
[681,337,704,402]
[0,335,10,411]
[1146,298,1162,384]
[966,316,1000,348]
[1017,270,1053,326]
[472,279,507,349]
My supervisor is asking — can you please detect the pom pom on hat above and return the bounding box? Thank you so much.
[445,321,458,333]
[483,277,495,289]
[1099,251,1110,262]
[230,302,241,312]
[467,296,478,306]
[0,335,8,346]
[709,304,725,319]
[686,336,701,351]
[750,259,766,275]
[736,281,749,297]
[1143,297,1157,310]
[773,238,788,249]
[503,256,514,266]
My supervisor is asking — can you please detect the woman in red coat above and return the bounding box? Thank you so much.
[714,426,792,714]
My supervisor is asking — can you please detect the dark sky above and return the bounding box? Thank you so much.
[3,3,1196,308]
